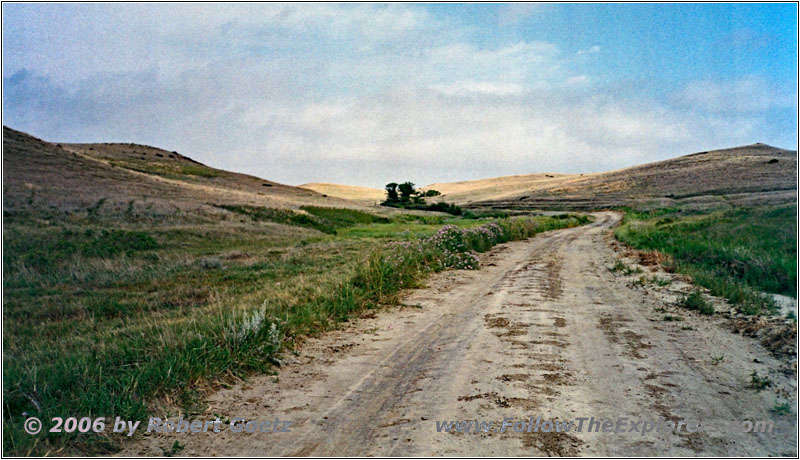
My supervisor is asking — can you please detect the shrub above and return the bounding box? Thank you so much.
[199,257,222,270]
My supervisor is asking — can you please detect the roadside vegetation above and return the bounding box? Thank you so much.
[615,205,796,316]
[3,205,588,455]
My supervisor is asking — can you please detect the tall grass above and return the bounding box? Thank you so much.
[215,204,389,235]
[3,211,587,455]
[615,205,796,315]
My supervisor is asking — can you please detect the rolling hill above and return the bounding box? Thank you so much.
[2,126,365,219]
[4,126,796,216]
[426,144,797,210]
[300,183,386,205]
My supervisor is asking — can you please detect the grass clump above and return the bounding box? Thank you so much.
[750,371,773,391]
[680,291,715,315]
[772,401,792,416]
[610,260,643,275]
[650,276,672,286]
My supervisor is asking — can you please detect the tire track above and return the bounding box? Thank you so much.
[123,212,796,457]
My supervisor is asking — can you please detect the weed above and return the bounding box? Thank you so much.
[199,257,222,270]
[710,355,724,365]
[771,401,792,416]
[662,315,684,322]
[161,440,185,457]
[87,197,107,217]
[610,260,643,276]
[680,291,715,315]
[125,200,135,219]
[750,371,773,391]
[650,276,672,286]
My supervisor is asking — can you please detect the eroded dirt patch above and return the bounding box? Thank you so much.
[521,428,584,456]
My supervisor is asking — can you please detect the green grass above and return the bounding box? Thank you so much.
[750,371,773,391]
[300,206,390,227]
[108,159,221,179]
[610,260,643,276]
[3,208,588,455]
[772,401,792,416]
[615,205,796,315]
[680,291,715,315]
[215,204,392,235]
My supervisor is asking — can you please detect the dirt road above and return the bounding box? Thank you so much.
[126,212,796,456]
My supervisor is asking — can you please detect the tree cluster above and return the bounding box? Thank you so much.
[382,182,461,215]
[383,182,431,205]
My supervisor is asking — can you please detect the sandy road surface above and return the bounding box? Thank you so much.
[126,212,796,456]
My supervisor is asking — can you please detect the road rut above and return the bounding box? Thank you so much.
[126,212,796,456]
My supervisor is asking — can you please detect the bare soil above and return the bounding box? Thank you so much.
[123,212,797,456]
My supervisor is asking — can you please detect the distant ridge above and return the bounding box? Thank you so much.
[4,125,795,215]
[425,144,797,210]
[300,183,385,204]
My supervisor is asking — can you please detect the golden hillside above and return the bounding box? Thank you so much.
[426,144,797,210]
[3,127,366,218]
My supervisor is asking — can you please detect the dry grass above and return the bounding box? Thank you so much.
[300,183,385,204]
[424,173,574,203]
[423,143,797,211]
[2,127,377,222]
[637,249,674,269]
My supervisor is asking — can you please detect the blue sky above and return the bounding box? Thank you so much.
[3,3,797,188]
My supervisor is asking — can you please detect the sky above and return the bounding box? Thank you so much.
[2,3,797,188]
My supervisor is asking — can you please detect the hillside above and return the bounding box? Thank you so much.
[427,144,797,210]
[300,182,386,204]
[425,173,577,203]
[2,127,363,219]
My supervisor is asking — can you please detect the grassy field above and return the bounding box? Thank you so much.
[615,205,797,316]
[3,206,588,455]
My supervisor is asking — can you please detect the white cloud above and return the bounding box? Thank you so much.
[217,87,770,186]
[673,77,796,113]
[577,45,601,55]
[498,4,550,26]
[2,4,795,189]
[431,81,526,96]
[566,75,590,86]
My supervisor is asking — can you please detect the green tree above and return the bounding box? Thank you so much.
[398,182,416,202]
[385,182,399,203]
